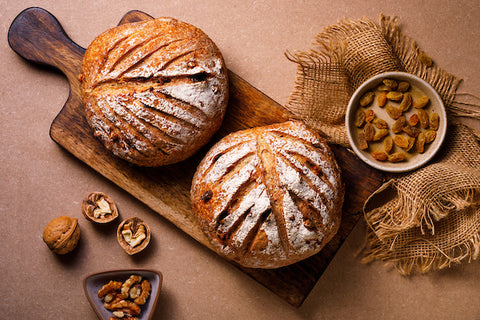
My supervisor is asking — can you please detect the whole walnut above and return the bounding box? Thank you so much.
[42,216,81,254]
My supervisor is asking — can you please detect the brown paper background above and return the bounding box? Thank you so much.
[1,1,479,319]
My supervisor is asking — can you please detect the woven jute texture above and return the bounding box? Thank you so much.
[285,14,480,274]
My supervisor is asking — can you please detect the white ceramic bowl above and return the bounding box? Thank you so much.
[346,72,447,173]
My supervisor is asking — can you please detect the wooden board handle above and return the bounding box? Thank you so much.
[8,7,84,82]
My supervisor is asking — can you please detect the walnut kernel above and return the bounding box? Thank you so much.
[117,217,151,255]
[82,192,118,223]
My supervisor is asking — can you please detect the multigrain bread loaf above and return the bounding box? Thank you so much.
[191,121,344,268]
[80,17,228,166]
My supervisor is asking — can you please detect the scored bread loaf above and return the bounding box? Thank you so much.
[80,17,228,166]
[191,121,344,268]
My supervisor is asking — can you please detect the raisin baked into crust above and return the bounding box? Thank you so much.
[191,121,344,269]
[80,17,228,166]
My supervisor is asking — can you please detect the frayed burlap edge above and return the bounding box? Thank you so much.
[361,205,480,275]
[364,176,480,237]
[285,46,350,146]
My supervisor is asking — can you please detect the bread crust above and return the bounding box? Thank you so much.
[191,121,344,268]
[80,17,228,166]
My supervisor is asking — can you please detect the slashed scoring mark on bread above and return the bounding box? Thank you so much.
[110,38,188,79]
[96,95,171,157]
[102,34,159,77]
[111,99,183,150]
[203,140,257,185]
[127,99,195,144]
[137,90,209,128]
[89,96,156,160]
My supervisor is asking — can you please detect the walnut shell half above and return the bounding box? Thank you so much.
[82,192,119,224]
[117,217,151,255]
[42,216,81,254]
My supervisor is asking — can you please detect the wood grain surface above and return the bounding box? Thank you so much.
[8,7,383,307]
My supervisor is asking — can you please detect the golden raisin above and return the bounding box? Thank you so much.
[377,92,387,107]
[373,129,389,141]
[373,118,388,129]
[408,113,419,127]
[393,135,409,149]
[418,52,433,67]
[358,132,368,150]
[417,109,429,128]
[424,130,437,143]
[386,105,403,120]
[365,109,375,123]
[388,152,406,163]
[402,125,420,138]
[384,136,393,153]
[382,79,398,90]
[354,110,366,127]
[416,132,426,153]
[364,123,375,142]
[413,96,430,109]
[392,116,406,133]
[377,84,390,91]
[430,112,440,130]
[397,81,410,92]
[405,137,416,152]
[371,151,388,161]
[360,91,375,107]
[399,92,412,112]
[386,91,404,102]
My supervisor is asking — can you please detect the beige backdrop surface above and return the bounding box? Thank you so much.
[1,1,479,319]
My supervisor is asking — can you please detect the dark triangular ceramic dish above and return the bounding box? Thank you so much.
[84,269,162,320]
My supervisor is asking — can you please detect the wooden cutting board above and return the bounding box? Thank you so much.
[8,7,383,307]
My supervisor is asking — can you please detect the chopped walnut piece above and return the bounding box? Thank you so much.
[104,294,114,303]
[98,280,123,298]
[129,285,142,299]
[108,299,140,316]
[134,280,151,306]
[121,275,142,299]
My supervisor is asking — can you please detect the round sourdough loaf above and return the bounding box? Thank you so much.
[191,121,344,268]
[80,17,228,166]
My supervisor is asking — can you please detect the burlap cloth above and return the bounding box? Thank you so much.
[285,15,480,275]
